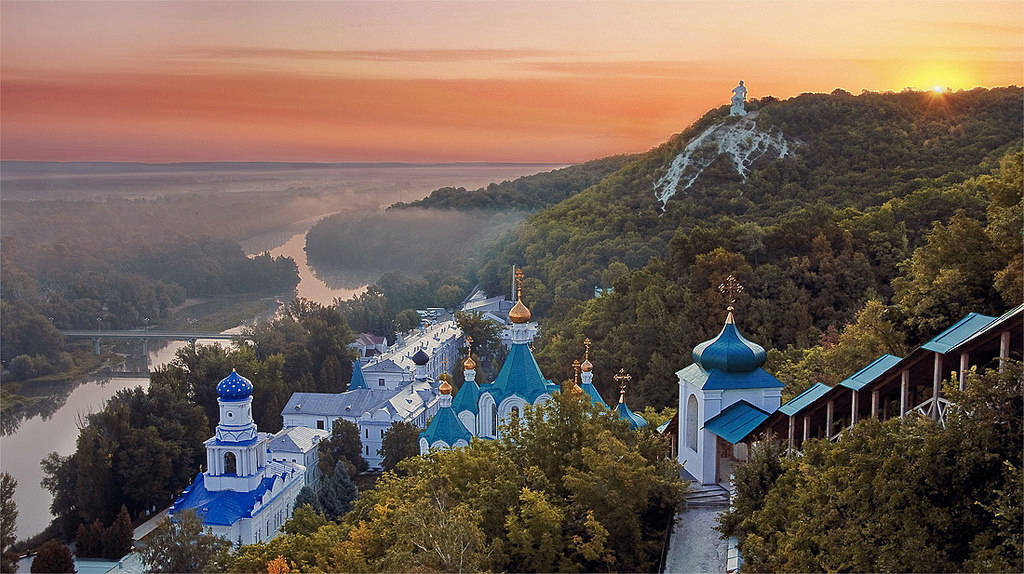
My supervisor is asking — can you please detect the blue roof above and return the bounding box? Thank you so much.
[615,401,648,429]
[349,361,368,390]
[581,382,608,408]
[451,380,480,414]
[692,316,767,373]
[704,400,770,444]
[840,354,902,391]
[778,382,832,416]
[420,406,473,446]
[171,472,278,526]
[703,367,785,391]
[217,370,253,401]
[921,312,996,354]
[951,304,1023,351]
[483,343,550,405]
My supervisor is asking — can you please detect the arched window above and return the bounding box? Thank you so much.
[686,395,699,452]
[510,406,519,419]
[224,451,237,475]
[491,405,498,437]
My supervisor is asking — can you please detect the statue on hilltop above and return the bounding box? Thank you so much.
[730,81,747,116]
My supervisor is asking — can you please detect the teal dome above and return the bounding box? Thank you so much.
[692,313,766,373]
[216,369,253,401]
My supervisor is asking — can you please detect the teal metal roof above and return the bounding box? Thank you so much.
[484,343,550,405]
[778,382,832,416]
[581,382,608,407]
[615,400,648,429]
[349,361,368,390]
[951,304,1023,352]
[451,380,480,414]
[704,400,769,444]
[921,312,996,354]
[692,317,767,373]
[839,354,902,391]
[703,367,785,390]
[419,406,472,446]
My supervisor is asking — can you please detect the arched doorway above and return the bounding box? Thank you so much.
[224,451,237,475]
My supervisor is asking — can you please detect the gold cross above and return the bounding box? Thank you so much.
[613,368,632,392]
[718,274,744,311]
[514,268,524,298]
[583,337,591,361]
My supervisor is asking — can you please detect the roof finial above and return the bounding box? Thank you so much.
[613,368,632,404]
[515,267,524,300]
[580,337,593,372]
[463,336,476,370]
[718,274,744,323]
[570,359,584,394]
[508,268,532,323]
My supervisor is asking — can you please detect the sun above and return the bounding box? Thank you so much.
[932,85,946,94]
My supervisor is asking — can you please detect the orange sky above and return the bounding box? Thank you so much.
[2,0,1022,162]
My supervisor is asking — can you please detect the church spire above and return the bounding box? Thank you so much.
[569,359,584,395]
[613,368,647,429]
[578,337,607,407]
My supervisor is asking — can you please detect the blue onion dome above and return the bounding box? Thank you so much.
[692,312,766,373]
[216,369,253,401]
[411,349,430,366]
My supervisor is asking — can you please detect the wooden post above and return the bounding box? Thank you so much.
[1000,330,1011,373]
[900,369,909,418]
[932,352,943,420]
[959,352,969,391]
[803,415,810,443]
[850,389,859,426]
[871,389,880,420]
[788,416,795,453]
[826,400,834,440]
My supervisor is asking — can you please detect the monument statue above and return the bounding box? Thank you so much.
[730,81,747,116]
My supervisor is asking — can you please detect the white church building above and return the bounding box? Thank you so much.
[170,370,305,545]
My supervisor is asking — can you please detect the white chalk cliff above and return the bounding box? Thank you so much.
[653,112,791,209]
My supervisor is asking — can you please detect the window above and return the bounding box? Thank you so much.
[686,394,699,452]
[380,429,385,438]
[365,428,369,438]
[491,405,498,437]
[365,445,370,455]
[224,452,237,475]
[316,420,325,430]
[510,406,519,419]
[378,378,386,387]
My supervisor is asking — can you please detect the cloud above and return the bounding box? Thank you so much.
[175,47,574,63]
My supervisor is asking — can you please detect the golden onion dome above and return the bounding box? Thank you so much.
[463,355,477,370]
[438,372,453,395]
[580,359,593,372]
[508,298,532,324]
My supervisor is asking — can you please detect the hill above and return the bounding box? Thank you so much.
[474,87,1022,407]
[387,155,635,211]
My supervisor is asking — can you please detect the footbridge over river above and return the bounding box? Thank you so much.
[61,330,240,355]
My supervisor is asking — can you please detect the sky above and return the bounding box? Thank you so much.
[2,0,1022,163]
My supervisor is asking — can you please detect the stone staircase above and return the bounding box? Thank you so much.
[684,483,731,509]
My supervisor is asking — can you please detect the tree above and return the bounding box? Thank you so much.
[139,510,230,573]
[101,506,133,559]
[73,520,104,559]
[292,487,321,516]
[455,311,505,381]
[1,473,17,574]
[380,422,421,471]
[317,462,358,521]
[29,540,74,574]
[317,420,366,479]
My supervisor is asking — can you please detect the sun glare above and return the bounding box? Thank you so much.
[932,85,946,93]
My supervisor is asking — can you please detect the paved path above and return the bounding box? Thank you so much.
[663,507,727,574]
[133,508,168,542]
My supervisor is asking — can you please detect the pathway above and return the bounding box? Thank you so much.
[663,506,728,574]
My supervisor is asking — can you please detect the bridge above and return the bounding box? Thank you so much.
[60,330,239,355]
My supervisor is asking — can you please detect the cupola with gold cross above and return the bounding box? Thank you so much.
[578,338,608,407]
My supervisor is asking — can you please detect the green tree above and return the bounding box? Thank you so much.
[292,487,321,516]
[455,311,505,382]
[317,420,367,479]
[101,506,133,559]
[1,473,17,574]
[317,462,358,521]
[29,540,74,574]
[73,520,103,559]
[380,422,421,471]
[504,488,564,572]
[281,505,328,536]
[139,510,230,573]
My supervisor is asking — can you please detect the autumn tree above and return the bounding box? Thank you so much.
[29,541,74,574]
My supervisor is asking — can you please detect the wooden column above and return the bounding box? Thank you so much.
[787,416,795,453]
[803,414,810,443]
[1000,330,1011,373]
[850,389,859,426]
[826,400,834,439]
[959,352,969,391]
[871,389,880,420]
[900,369,909,418]
[932,352,943,420]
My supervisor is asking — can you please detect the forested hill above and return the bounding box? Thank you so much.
[387,154,635,211]
[476,87,1022,408]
